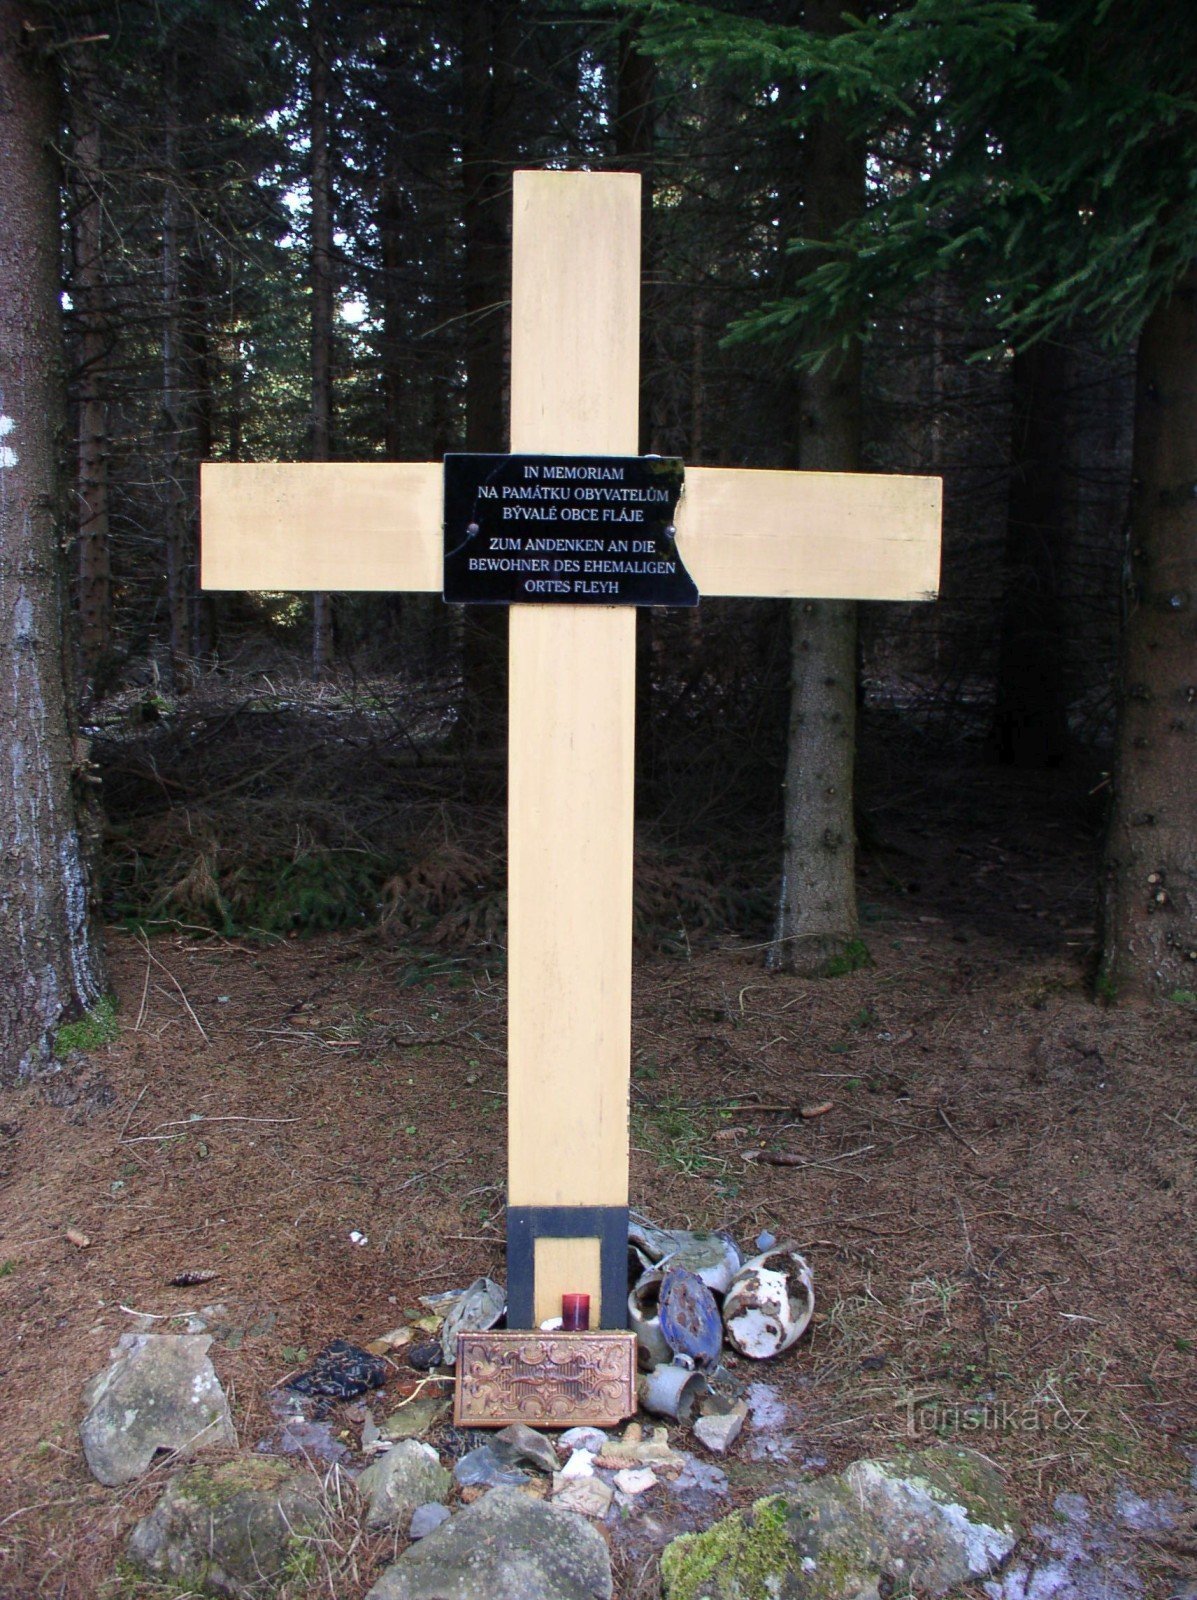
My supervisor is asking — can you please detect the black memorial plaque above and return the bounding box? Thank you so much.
[443,453,695,607]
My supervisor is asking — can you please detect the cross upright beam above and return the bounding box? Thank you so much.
[505,173,640,1326]
[201,169,942,1333]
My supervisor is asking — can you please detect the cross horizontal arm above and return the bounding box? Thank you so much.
[200,461,940,602]
[200,461,443,593]
[677,466,941,601]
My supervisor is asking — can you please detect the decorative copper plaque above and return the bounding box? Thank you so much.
[454,1331,637,1428]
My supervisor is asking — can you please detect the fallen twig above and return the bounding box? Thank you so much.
[153,1115,301,1129]
[136,931,210,1043]
[743,1142,875,1172]
[117,1084,148,1142]
[936,1103,980,1155]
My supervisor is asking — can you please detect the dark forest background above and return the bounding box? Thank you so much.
[5,0,1196,1073]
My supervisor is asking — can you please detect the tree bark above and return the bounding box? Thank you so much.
[458,0,512,743]
[772,0,864,976]
[1099,266,1197,999]
[309,0,335,676]
[0,1,106,1079]
[69,57,111,690]
[161,60,194,682]
[994,340,1070,767]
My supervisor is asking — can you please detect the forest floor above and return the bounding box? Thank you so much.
[0,688,1194,1599]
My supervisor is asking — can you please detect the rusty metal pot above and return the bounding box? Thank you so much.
[628,1269,672,1370]
[721,1246,814,1359]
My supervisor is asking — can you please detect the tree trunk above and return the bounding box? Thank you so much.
[0,2,106,1079]
[161,64,193,682]
[772,0,864,976]
[994,340,1070,767]
[1099,267,1197,1000]
[309,0,335,676]
[458,0,512,743]
[70,59,111,691]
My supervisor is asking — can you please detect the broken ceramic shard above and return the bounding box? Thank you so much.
[288,1338,388,1398]
[722,1245,814,1359]
[637,1362,710,1425]
[438,1277,505,1364]
[658,1267,722,1367]
[628,1216,742,1294]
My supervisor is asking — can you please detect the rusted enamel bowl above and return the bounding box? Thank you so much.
[721,1246,814,1359]
[628,1268,673,1371]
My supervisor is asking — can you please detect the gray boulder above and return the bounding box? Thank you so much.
[366,1486,613,1600]
[126,1457,325,1598]
[80,1333,236,1486]
[661,1447,1019,1600]
[356,1440,451,1529]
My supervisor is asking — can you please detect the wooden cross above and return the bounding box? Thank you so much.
[202,171,940,1330]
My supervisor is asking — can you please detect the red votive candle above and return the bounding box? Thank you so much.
[561,1293,590,1332]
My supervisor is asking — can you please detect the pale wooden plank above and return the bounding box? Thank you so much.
[201,458,940,601]
[200,461,442,592]
[676,466,942,601]
[534,1237,602,1328]
[506,172,640,1266]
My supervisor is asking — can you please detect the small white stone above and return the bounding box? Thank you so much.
[558,1448,595,1479]
[693,1403,747,1454]
[613,1466,657,1496]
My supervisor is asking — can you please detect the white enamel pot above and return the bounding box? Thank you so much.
[721,1245,814,1359]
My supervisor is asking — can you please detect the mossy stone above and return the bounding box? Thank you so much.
[661,1448,1019,1600]
[126,1456,326,1598]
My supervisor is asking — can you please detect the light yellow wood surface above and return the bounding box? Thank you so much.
[197,169,945,1335]
[201,459,940,601]
[200,461,442,592]
[677,466,942,600]
[534,1236,602,1328]
[506,172,640,1332]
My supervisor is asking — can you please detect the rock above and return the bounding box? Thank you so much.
[596,1426,685,1474]
[558,1448,596,1479]
[453,1444,530,1489]
[552,1475,615,1520]
[408,1339,444,1370]
[409,1501,452,1540]
[80,1333,235,1487]
[559,1426,608,1455]
[613,1467,657,1496]
[380,1396,449,1440]
[365,1485,612,1600]
[692,1402,747,1455]
[357,1441,451,1529]
[661,1447,1019,1600]
[493,1423,560,1474]
[126,1457,324,1598]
